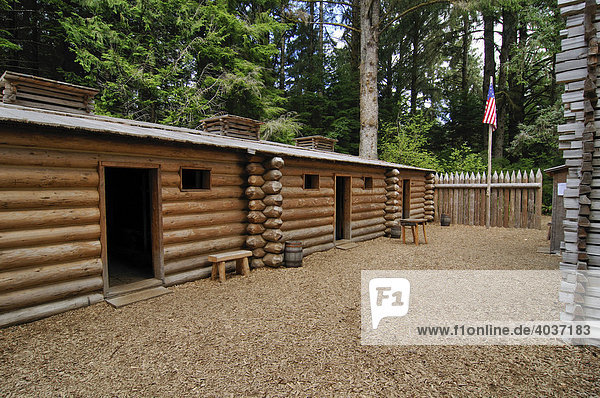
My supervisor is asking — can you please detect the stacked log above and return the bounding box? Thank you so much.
[424,172,435,221]
[384,168,401,235]
[280,161,335,256]
[245,156,285,268]
[0,147,103,328]
[556,0,600,344]
[161,153,248,286]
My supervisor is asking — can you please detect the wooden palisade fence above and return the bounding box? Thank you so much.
[433,170,543,229]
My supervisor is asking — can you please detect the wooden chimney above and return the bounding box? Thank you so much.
[0,71,99,114]
[294,135,337,152]
[199,114,263,141]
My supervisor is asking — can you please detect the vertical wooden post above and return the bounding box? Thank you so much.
[480,172,487,226]
[434,174,439,221]
[508,171,516,228]
[514,171,522,228]
[521,171,529,228]
[475,172,481,225]
[458,172,467,224]
[491,171,498,227]
[528,170,536,228]
[535,169,543,229]
[469,172,475,225]
[486,124,492,229]
[498,171,504,227]
[503,171,510,227]
[443,173,449,218]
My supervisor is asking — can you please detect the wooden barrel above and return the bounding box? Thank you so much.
[284,240,303,268]
[390,225,401,239]
[441,214,451,226]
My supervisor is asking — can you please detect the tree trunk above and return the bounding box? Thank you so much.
[359,0,380,159]
[350,0,361,72]
[482,10,495,149]
[508,26,526,143]
[410,16,420,114]
[318,0,324,95]
[279,33,286,91]
[495,7,517,159]
[461,13,469,100]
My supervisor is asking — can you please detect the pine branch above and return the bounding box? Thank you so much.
[296,0,354,8]
[282,13,359,32]
[381,0,454,34]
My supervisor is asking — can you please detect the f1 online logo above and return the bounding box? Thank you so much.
[369,278,410,329]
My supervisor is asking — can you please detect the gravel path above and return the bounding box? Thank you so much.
[1,220,599,397]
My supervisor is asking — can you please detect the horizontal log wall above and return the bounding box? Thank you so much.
[0,128,249,325]
[350,170,387,243]
[160,156,247,285]
[281,158,391,255]
[0,126,430,325]
[0,145,103,326]
[400,170,429,220]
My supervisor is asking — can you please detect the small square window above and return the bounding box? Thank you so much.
[364,176,373,190]
[304,174,320,189]
[181,168,211,190]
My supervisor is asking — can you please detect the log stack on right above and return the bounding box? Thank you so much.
[556,0,600,345]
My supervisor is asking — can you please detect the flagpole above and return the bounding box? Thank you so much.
[486,124,492,229]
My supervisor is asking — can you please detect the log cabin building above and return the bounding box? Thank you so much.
[0,72,433,327]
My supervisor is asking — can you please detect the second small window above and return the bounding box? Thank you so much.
[304,174,320,189]
[364,176,373,190]
[181,168,211,190]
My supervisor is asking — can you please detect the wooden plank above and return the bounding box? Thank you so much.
[0,224,100,249]
[12,99,89,115]
[498,171,505,227]
[16,91,87,110]
[0,276,103,312]
[0,207,99,231]
[473,173,480,226]
[0,165,98,189]
[0,258,102,293]
[514,171,522,228]
[105,286,171,308]
[521,172,529,228]
[0,293,103,328]
[207,250,252,262]
[16,83,86,102]
[491,172,498,227]
[0,241,101,271]
[535,169,543,229]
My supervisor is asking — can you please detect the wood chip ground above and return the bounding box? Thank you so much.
[1,218,599,397]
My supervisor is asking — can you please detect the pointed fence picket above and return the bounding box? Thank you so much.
[434,169,543,229]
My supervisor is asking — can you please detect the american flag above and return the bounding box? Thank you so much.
[483,83,497,130]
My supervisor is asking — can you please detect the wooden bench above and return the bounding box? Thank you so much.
[208,250,252,282]
[399,218,428,246]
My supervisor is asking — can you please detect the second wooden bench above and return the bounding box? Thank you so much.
[208,250,252,282]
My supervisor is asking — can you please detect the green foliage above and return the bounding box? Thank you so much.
[506,102,563,168]
[260,112,303,144]
[61,0,287,126]
[440,144,486,173]
[379,112,441,170]
[0,0,18,51]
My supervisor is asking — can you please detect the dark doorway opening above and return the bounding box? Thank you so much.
[335,176,351,240]
[402,179,411,219]
[105,167,154,287]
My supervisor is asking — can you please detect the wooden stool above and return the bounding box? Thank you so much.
[399,219,428,246]
[208,250,252,282]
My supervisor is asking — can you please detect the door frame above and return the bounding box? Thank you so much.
[334,174,352,241]
[402,179,411,219]
[98,161,164,295]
